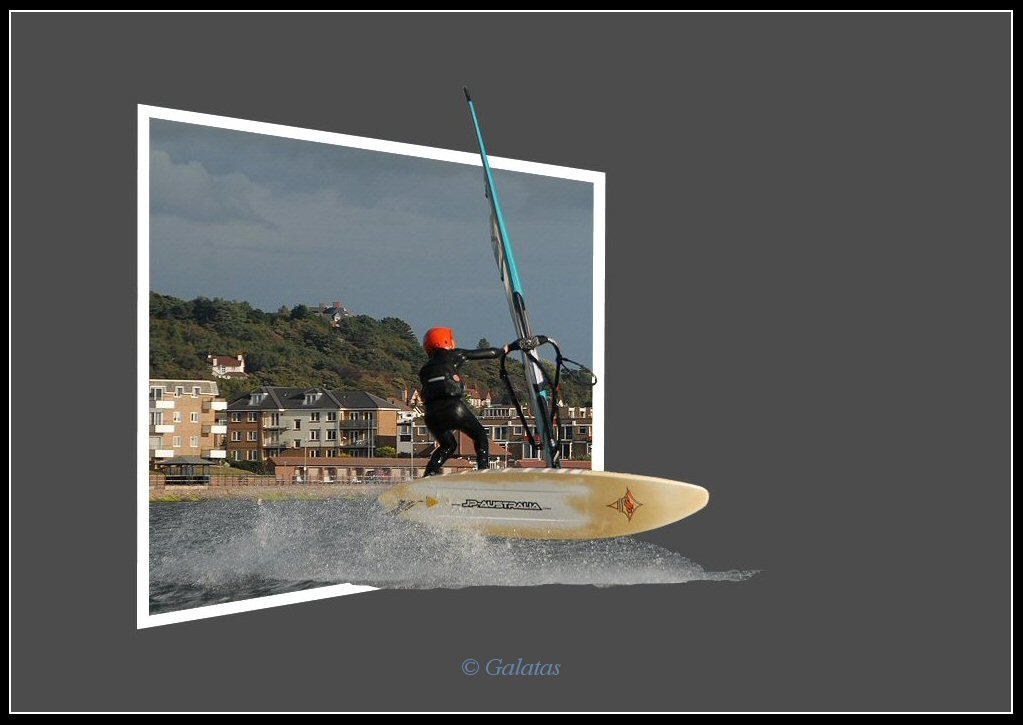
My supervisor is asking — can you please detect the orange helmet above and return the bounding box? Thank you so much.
[423,327,456,355]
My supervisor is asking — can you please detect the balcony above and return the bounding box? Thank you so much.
[150,424,175,434]
[203,449,227,459]
[152,449,174,458]
[336,420,375,429]
[204,424,227,435]
[203,401,228,412]
[480,409,516,419]
[262,422,288,430]
[152,400,175,409]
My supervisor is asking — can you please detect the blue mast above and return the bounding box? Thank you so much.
[464,88,559,468]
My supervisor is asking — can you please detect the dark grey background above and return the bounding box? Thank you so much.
[12,12,1009,712]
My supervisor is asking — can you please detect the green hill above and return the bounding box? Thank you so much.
[149,292,593,408]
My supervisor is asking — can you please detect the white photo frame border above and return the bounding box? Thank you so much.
[137,104,606,629]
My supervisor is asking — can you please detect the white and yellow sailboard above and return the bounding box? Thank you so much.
[379,468,708,540]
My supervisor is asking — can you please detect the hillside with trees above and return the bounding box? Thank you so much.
[150,292,594,408]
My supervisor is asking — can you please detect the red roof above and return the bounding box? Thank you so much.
[210,355,243,366]
[456,431,508,457]
[513,459,591,469]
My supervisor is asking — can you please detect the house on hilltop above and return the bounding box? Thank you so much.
[207,353,246,379]
[317,300,353,327]
[465,386,492,409]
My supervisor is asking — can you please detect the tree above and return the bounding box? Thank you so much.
[477,338,492,349]
[376,446,397,458]
[228,459,276,475]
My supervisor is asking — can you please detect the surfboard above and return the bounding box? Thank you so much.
[379,468,709,540]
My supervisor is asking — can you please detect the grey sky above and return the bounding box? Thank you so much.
[149,120,594,365]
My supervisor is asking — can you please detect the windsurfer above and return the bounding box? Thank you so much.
[419,327,508,477]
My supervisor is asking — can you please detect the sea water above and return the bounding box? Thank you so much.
[149,498,752,614]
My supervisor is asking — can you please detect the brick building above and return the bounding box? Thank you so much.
[148,379,227,462]
[225,386,401,462]
[409,404,593,463]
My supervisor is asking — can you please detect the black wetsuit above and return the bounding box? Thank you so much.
[419,347,502,476]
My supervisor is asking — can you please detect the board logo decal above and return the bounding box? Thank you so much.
[456,499,544,511]
[392,499,420,514]
[607,488,643,521]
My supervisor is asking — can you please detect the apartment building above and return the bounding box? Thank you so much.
[225,386,401,462]
[556,405,594,461]
[148,379,228,462]
[410,404,594,462]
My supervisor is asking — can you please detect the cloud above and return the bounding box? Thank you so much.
[148,121,594,364]
[150,149,275,228]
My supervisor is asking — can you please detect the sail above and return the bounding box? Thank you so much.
[463,88,559,468]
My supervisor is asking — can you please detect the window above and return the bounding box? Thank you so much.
[579,426,588,436]
[309,449,320,458]
[172,436,182,448]
[326,411,337,422]
[175,386,184,397]
[193,386,202,397]
[309,430,320,441]
[248,450,261,461]
[231,450,242,461]
[190,412,200,423]
[249,393,266,405]
[149,412,163,425]
[416,426,427,436]
[247,431,258,441]
[230,412,242,423]
[311,412,321,422]
[561,443,572,458]
[189,436,199,448]
[293,419,302,430]
[561,426,572,439]
[513,426,523,435]
[268,413,281,427]
[150,387,163,400]
[304,392,321,405]
[326,430,338,441]
[292,440,301,448]
[230,431,242,442]
[247,412,258,423]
